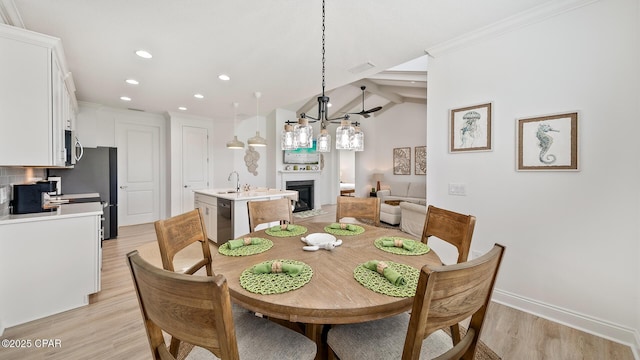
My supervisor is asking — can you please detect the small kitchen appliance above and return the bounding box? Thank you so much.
[11,181,58,214]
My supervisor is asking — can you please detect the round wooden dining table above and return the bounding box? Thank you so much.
[210,222,441,359]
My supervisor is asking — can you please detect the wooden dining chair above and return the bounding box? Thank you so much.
[335,196,381,226]
[327,244,505,360]
[421,205,476,344]
[154,208,212,276]
[126,250,317,360]
[422,205,476,264]
[153,208,213,356]
[247,197,293,232]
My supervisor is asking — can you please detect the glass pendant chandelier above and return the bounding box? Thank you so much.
[335,120,355,150]
[281,124,297,150]
[294,118,313,148]
[317,128,331,152]
[295,0,365,152]
[247,91,267,147]
[226,102,245,149]
[351,125,364,152]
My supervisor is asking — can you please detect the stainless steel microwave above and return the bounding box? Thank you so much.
[64,130,84,166]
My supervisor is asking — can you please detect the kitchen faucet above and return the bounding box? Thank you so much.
[228,171,240,192]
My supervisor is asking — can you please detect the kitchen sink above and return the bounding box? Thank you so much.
[217,190,238,194]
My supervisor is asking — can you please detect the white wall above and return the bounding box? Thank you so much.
[426,0,639,352]
[217,114,268,189]
[355,101,427,197]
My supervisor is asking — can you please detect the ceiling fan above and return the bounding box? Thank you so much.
[349,85,382,118]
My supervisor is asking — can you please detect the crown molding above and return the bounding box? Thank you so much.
[426,0,600,58]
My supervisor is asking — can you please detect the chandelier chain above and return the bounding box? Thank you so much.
[321,0,325,96]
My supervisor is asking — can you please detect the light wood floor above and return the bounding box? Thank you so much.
[1,205,634,360]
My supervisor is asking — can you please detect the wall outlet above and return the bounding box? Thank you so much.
[448,182,467,196]
[0,186,8,205]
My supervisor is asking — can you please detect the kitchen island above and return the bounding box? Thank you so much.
[0,202,102,334]
[193,188,298,245]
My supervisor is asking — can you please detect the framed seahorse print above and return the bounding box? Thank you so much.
[517,112,578,171]
[450,102,492,152]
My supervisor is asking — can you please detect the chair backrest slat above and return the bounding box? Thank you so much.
[402,244,505,360]
[336,196,381,226]
[127,250,240,360]
[154,208,212,276]
[421,205,476,264]
[247,198,294,232]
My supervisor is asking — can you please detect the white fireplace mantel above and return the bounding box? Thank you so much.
[278,170,322,210]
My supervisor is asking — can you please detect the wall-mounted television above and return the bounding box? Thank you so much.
[283,140,319,164]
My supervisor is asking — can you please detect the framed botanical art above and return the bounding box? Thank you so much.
[450,102,492,152]
[517,112,578,171]
[393,147,411,175]
[415,146,426,175]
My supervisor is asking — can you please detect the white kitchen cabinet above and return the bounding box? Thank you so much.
[195,193,217,243]
[0,24,76,167]
[0,203,102,332]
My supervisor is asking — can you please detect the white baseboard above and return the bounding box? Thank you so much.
[492,289,640,360]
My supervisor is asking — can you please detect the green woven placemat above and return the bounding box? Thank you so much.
[324,224,365,236]
[218,238,273,256]
[354,261,420,297]
[240,259,313,295]
[265,225,308,237]
[374,237,431,256]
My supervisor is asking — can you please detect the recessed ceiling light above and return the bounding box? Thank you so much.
[218,74,230,81]
[135,50,153,59]
[125,79,139,85]
[327,103,332,108]
[120,96,132,101]
[178,107,187,111]
[194,93,204,99]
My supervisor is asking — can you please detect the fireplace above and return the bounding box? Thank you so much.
[286,180,314,213]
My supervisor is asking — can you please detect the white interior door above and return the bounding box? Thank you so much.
[117,123,160,226]
[182,125,209,212]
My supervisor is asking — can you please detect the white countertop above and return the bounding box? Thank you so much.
[194,188,298,201]
[59,192,101,200]
[0,202,103,225]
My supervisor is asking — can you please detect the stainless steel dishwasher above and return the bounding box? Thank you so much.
[216,198,233,245]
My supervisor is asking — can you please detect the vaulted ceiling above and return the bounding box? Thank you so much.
[3,0,552,121]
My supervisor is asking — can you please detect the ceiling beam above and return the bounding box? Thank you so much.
[356,79,404,104]
[0,0,24,27]
[330,92,372,119]
[372,102,397,117]
[296,89,336,116]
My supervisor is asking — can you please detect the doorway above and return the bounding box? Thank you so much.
[339,150,355,194]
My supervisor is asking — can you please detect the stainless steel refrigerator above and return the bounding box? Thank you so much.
[48,147,118,239]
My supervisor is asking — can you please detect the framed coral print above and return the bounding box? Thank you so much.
[393,147,411,175]
[517,112,578,171]
[450,103,492,152]
[415,146,426,175]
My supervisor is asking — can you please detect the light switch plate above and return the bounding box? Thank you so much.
[448,183,467,196]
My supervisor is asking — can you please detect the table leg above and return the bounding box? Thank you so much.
[305,323,327,360]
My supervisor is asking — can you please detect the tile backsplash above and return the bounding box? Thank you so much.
[0,167,46,216]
